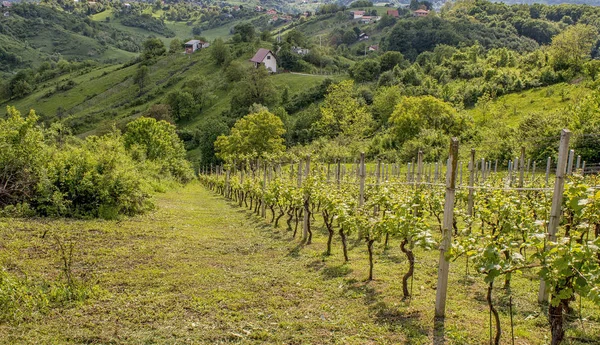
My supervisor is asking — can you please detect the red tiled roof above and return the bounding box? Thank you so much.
[387,9,399,17]
[250,48,273,63]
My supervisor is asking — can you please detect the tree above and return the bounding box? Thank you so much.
[349,59,380,82]
[214,110,286,162]
[166,91,195,121]
[146,104,173,123]
[230,66,279,116]
[549,24,597,71]
[123,117,192,182]
[211,38,230,66]
[233,23,256,42]
[142,38,166,60]
[169,38,182,53]
[389,95,471,160]
[316,80,373,139]
[372,85,402,125]
[379,51,405,72]
[133,65,150,95]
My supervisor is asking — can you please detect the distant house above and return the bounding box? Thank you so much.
[413,9,429,17]
[351,10,364,19]
[250,48,277,73]
[266,9,277,15]
[359,33,369,41]
[255,6,263,11]
[1,1,11,8]
[387,9,399,17]
[184,40,209,53]
[369,45,379,51]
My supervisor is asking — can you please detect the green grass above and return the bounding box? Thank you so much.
[0,182,598,344]
[466,82,592,126]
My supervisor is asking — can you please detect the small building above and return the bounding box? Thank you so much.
[351,10,364,19]
[250,48,277,73]
[266,9,277,15]
[413,9,429,17]
[184,40,209,53]
[359,16,380,23]
[368,45,379,51]
[387,9,399,17]
[359,33,369,41]
[1,1,11,8]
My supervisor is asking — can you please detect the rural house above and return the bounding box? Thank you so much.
[413,9,429,17]
[184,40,209,54]
[250,48,277,73]
[387,9,399,17]
[351,10,365,19]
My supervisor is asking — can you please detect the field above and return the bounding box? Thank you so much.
[1,183,598,344]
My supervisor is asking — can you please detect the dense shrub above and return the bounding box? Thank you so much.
[0,108,193,219]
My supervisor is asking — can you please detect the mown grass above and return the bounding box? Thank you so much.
[0,182,598,344]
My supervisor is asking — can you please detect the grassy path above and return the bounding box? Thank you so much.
[0,183,408,344]
[1,183,599,344]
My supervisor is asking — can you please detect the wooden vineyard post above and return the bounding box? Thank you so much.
[532,161,537,184]
[406,163,411,182]
[261,163,267,218]
[582,161,586,175]
[225,168,230,199]
[546,157,551,186]
[519,147,526,188]
[538,129,571,303]
[239,168,244,207]
[375,160,381,215]
[416,151,424,186]
[435,137,459,318]
[303,155,311,243]
[467,149,475,218]
[567,149,575,175]
[337,160,341,189]
[359,153,365,208]
[576,155,581,172]
[297,160,303,188]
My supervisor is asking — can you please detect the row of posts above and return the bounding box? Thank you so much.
[200,129,588,319]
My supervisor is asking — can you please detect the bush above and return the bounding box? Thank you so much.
[0,107,193,219]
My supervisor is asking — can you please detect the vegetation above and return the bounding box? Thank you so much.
[0,107,191,218]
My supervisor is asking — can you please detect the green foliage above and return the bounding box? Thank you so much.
[211,38,230,66]
[316,80,373,139]
[215,109,286,163]
[349,59,380,82]
[230,66,279,116]
[549,24,598,71]
[389,96,472,161]
[142,38,167,61]
[0,107,191,218]
[169,39,182,54]
[166,90,195,121]
[123,117,193,183]
[233,23,256,43]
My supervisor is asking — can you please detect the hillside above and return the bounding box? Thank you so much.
[0,3,143,76]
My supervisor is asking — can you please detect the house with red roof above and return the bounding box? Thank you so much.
[413,9,429,17]
[250,48,277,73]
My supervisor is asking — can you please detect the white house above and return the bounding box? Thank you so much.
[184,40,209,54]
[250,48,277,73]
[351,10,364,19]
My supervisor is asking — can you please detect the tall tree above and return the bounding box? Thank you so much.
[214,110,286,162]
[316,80,373,139]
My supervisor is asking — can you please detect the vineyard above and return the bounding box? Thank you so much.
[200,130,600,345]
